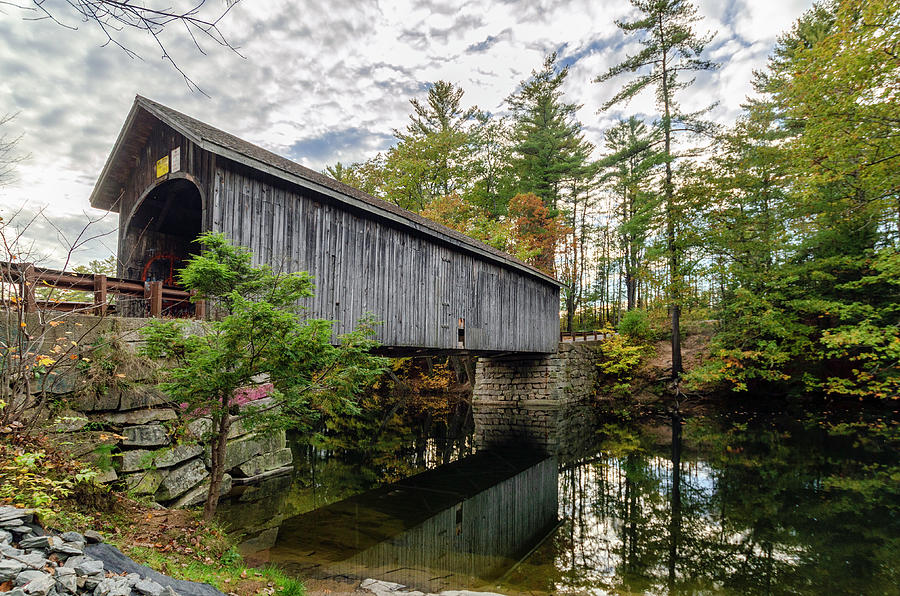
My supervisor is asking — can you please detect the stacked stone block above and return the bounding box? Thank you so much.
[55,384,294,508]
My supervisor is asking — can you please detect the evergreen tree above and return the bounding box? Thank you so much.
[508,53,592,211]
[394,80,478,204]
[596,0,719,378]
[687,0,900,399]
[602,117,663,311]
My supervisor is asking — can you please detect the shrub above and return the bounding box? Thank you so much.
[598,335,655,395]
[618,309,652,341]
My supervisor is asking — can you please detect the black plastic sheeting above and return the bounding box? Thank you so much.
[84,544,226,596]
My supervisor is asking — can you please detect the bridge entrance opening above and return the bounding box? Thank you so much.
[121,178,202,281]
[119,178,202,316]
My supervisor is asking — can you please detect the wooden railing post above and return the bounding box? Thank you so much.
[191,290,205,320]
[148,281,163,317]
[21,264,36,314]
[93,274,107,316]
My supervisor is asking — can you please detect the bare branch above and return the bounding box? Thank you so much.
[6,0,244,94]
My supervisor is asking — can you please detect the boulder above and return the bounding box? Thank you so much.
[17,553,48,569]
[55,567,78,593]
[256,431,287,454]
[123,470,165,495]
[185,418,211,440]
[0,529,12,544]
[19,535,50,549]
[237,527,279,554]
[0,544,24,557]
[117,386,169,411]
[171,474,232,509]
[73,559,104,577]
[236,448,293,478]
[123,425,169,448]
[71,389,119,412]
[224,417,251,439]
[134,578,164,596]
[59,532,85,544]
[83,531,103,545]
[0,558,25,581]
[119,450,153,473]
[62,556,87,569]
[94,576,132,596]
[187,417,249,441]
[0,507,33,527]
[94,468,118,484]
[210,437,260,472]
[97,408,177,426]
[19,571,54,595]
[36,368,79,395]
[154,444,203,469]
[154,459,208,502]
[52,541,84,556]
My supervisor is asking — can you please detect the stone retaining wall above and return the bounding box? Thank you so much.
[472,342,602,457]
[2,313,293,508]
[57,382,294,508]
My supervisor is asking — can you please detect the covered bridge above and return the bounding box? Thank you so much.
[89,96,561,354]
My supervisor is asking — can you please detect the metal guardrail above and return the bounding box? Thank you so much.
[0,262,204,319]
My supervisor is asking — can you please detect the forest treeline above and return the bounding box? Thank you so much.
[326,0,899,399]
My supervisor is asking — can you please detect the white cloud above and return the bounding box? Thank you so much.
[0,0,813,263]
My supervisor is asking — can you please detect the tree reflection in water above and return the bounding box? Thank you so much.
[500,414,900,595]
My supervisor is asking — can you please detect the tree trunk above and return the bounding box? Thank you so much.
[203,410,232,520]
[659,15,683,378]
[668,409,682,588]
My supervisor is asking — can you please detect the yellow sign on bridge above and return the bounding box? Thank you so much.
[155,155,169,178]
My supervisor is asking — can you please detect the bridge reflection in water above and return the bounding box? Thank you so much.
[249,450,558,592]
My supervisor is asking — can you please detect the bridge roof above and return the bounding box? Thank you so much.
[90,95,561,286]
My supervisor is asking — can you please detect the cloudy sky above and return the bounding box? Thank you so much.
[0,0,812,266]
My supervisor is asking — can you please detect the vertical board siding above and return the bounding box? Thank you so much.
[345,456,558,588]
[196,157,560,352]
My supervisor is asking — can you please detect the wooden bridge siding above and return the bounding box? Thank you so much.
[116,122,557,352]
[208,159,558,353]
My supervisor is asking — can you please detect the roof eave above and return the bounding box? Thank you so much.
[88,100,143,212]
[90,96,562,287]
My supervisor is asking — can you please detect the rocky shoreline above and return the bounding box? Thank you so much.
[0,506,222,596]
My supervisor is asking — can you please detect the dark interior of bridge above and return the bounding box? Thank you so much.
[121,178,202,284]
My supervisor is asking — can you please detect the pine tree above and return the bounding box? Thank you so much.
[602,117,663,311]
[508,53,592,211]
[395,80,478,202]
[596,0,719,378]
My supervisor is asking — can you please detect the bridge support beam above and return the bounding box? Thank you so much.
[472,342,603,457]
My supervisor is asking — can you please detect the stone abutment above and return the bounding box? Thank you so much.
[472,342,603,457]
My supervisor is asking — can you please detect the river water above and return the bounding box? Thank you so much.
[218,408,899,595]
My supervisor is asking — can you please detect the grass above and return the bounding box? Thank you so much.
[126,546,306,596]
